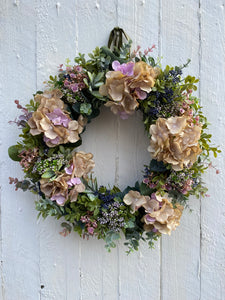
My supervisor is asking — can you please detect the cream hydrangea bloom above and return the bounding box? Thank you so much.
[148,115,202,171]
[71,151,95,178]
[40,174,70,200]
[123,190,150,213]
[123,191,183,235]
[40,151,95,205]
[100,61,159,117]
[142,193,183,235]
[28,90,86,147]
[129,61,158,92]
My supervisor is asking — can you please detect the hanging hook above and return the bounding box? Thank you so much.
[108,27,130,51]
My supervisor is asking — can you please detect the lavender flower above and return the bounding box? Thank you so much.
[98,202,125,232]
[46,108,70,127]
[112,60,134,76]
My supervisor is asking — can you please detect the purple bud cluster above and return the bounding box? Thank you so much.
[98,202,125,232]
[95,188,115,209]
[80,214,97,235]
[9,100,32,127]
[148,90,181,119]
[143,166,195,195]
[165,169,194,195]
[19,148,39,171]
[63,65,87,93]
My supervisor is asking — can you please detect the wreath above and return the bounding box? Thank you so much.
[8,28,220,253]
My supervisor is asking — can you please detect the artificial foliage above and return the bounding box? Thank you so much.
[8,28,220,253]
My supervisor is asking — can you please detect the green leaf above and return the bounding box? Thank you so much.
[149,159,167,172]
[83,78,89,87]
[90,91,106,100]
[87,71,94,82]
[94,72,104,83]
[59,145,65,154]
[87,193,97,201]
[41,170,55,178]
[72,103,80,113]
[93,82,104,88]
[80,103,92,115]
[125,220,135,229]
[8,145,21,161]
[139,182,153,196]
[111,232,120,241]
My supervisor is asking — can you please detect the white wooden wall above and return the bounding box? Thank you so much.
[1,1,225,299]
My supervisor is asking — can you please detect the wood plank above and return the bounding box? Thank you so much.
[36,1,81,299]
[0,1,40,299]
[2,0,224,299]
[200,1,225,298]
[117,1,161,299]
[160,1,201,299]
[75,1,120,298]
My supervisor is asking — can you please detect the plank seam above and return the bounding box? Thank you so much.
[0,191,5,300]
[198,0,202,299]
[158,1,162,299]
[75,4,82,298]
[35,1,42,299]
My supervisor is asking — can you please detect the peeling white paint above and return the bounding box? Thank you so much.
[56,2,61,16]
[13,0,20,7]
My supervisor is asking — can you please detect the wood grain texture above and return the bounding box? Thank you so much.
[0,1,40,299]
[36,1,81,299]
[200,0,225,299]
[117,2,161,300]
[160,2,201,300]
[0,0,225,299]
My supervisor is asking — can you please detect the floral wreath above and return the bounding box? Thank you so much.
[9,28,220,253]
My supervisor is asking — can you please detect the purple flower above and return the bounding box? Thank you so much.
[143,178,149,184]
[43,135,60,145]
[67,177,82,187]
[46,108,70,127]
[112,60,134,76]
[135,88,147,100]
[87,227,94,235]
[149,183,157,188]
[145,215,156,223]
[65,164,73,175]
[51,194,66,206]
[70,83,79,92]
[70,73,76,78]
[75,66,83,72]
[18,112,32,122]
[64,80,70,87]
[151,193,157,200]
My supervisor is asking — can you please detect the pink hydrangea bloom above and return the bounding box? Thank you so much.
[51,194,66,206]
[65,164,73,175]
[145,215,156,222]
[67,177,82,187]
[135,87,147,100]
[43,135,60,145]
[112,60,134,76]
[46,108,70,127]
